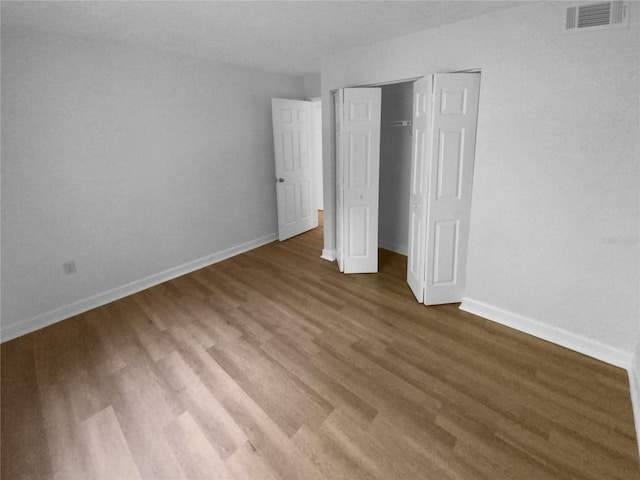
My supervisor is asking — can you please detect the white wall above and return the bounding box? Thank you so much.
[304,73,321,99]
[321,2,639,361]
[379,82,413,255]
[1,29,306,339]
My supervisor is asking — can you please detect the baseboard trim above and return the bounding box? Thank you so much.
[321,249,336,261]
[1,232,278,343]
[628,360,640,457]
[459,298,633,369]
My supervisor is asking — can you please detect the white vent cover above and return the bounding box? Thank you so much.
[565,1,629,32]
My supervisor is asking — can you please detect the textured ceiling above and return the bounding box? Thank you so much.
[1,1,525,76]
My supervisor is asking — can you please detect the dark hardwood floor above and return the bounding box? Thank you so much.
[2,214,639,479]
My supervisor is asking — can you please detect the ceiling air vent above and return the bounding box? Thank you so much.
[565,1,629,32]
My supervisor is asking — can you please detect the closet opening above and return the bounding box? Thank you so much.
[378,80,415,261]
[331,72,481,305]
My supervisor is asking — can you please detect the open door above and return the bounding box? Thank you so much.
[423,73,481,304]
[407,76,432,302]
[336,88,382,274]
[271,98,317,241]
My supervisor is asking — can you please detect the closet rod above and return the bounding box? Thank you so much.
[383,120,412,127]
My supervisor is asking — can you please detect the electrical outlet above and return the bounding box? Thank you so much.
[63,260,77,275]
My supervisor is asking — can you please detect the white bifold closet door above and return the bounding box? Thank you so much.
[271,98,317,241]
[407,73,481,305]
[407,76,431,302]
[335,88,382,274]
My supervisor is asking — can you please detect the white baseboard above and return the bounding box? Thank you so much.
[321,249,335,261]
[628,360,640,457]
[378,239,408,256]
[459,298,633,369]
[1,232,278,343]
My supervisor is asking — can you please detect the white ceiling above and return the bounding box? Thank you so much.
[1,1,524,76]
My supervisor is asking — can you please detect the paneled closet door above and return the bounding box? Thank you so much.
[337,88,382,274]
[423,73,481,304]
[407,76,432,302]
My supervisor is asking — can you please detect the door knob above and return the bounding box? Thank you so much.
[277,178,285,183]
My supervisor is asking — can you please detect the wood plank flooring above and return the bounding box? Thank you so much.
[2,215,639,479]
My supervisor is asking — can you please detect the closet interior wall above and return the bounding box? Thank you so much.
[378,81,414,256]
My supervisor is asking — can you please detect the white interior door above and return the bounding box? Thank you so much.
[423,73,481,304]
[338,88,382,274]
[407,76,432,302]
[272,98,317,241]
